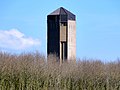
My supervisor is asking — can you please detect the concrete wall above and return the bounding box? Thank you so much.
[47,15,60,57]
[60,26,67,41]
[60,25,67,60]
[68,20,76,60]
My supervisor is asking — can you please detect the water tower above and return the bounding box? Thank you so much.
[47,7,76,62]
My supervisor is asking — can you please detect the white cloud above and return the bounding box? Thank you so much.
[0,29,40,50]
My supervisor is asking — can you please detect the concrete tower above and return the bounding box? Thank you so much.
[47,7,76,62]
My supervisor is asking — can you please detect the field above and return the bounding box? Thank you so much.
[0,52,120,90]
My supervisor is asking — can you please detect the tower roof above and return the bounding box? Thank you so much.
[49,7,75,20]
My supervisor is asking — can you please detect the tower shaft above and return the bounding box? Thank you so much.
[47,7,76,62]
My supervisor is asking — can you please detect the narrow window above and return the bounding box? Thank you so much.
[61,42,67,61]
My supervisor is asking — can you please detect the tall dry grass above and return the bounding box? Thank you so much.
[0,52,120,90]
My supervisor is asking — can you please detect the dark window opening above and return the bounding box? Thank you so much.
[60,22,67,26]
[61,42,67,61]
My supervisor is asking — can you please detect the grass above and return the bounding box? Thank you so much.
[0,52,120,90]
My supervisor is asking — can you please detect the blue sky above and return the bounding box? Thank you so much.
[0,0,120,62]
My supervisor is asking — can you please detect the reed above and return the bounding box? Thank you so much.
[0,52,120,90]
